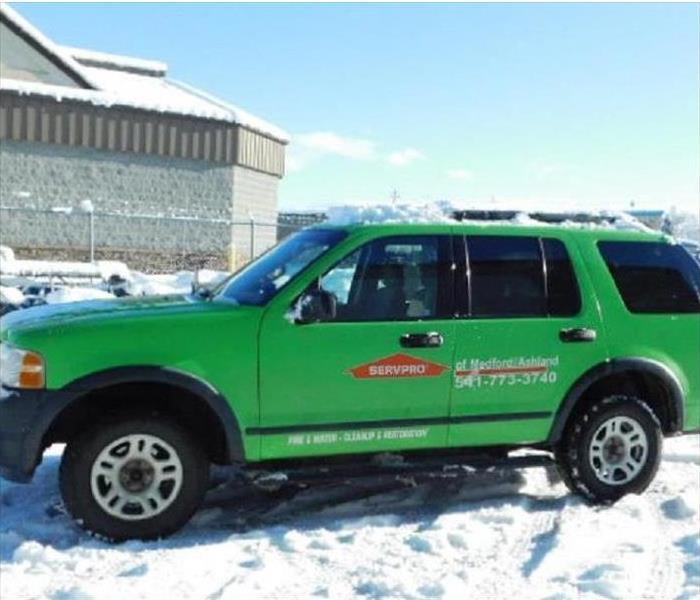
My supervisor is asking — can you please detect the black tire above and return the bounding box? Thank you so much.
[60,415,209,542]
[555,395,662,504]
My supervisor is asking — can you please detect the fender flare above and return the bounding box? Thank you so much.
[547,358,685,443]
[37,366,245,464]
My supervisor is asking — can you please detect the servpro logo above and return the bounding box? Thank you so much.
[349,353,450,379]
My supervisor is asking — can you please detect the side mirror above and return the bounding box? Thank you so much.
[294,289,337,324]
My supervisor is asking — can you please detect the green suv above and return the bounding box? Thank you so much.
[1,222,699,540]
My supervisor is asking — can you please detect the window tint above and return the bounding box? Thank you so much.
[599,241,700,314]
[542,238,581,316]
[468,236,546,317]
[319,236,453,321]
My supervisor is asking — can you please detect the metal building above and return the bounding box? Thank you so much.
[0,4,288,269]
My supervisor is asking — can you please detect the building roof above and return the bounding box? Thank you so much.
[0,4,289,142]
[62,45,168,77]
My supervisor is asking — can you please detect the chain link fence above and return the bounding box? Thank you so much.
[0,206,325,274]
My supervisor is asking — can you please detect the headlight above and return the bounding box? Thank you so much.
[0,343,45,389]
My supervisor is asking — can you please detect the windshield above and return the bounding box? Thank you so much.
[218,229,347,306]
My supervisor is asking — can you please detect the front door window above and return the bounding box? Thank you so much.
[319,235,453,321]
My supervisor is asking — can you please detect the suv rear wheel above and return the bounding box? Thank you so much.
[556,395,662,503]
[60,415,209,541]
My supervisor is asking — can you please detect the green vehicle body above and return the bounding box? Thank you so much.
[1,222,698,480]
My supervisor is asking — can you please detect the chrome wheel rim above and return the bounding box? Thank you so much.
[588,416,648,486]
[90,434,183,521]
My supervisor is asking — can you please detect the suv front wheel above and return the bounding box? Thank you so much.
[60,415,209,541]
[556,395,662,503]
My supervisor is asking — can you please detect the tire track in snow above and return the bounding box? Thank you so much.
[506,496,569,593]
[641,496,685,600]
[521,514,561,578]
[458,473,565,599]
[645,439,700,600]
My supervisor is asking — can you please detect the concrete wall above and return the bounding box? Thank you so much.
[0,139,234,217]
[0,139,279,268]
[231,164,280,260]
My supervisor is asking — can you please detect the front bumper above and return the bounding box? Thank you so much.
[0,386,50,482]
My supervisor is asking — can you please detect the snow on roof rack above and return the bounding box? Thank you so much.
[323,202,655,232]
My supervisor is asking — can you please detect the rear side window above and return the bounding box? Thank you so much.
[599,241,700,314]
[542,238,581,316]
[467,236,546,317]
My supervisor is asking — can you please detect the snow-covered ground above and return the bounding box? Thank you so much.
[0,251,230,309]
[1,436,698,600]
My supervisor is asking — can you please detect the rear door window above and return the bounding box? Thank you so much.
[599,241,700,314]
[542,238,581,316]
[461,235,581,318]
[467,236,546,317]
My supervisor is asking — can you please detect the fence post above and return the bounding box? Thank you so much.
[249,216,256,260]
[89,211,95,263]
[228,216,236,270]
[80,200,95,263]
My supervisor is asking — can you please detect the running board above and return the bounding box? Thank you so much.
[248,452,555,488]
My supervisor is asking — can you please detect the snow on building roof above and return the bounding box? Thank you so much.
[62,46,168,77]
[0,4,289,142]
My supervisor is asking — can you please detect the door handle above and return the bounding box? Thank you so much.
[400,332,444,348]
[560,327,597,343]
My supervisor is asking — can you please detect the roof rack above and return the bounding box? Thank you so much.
[452,210,618,225]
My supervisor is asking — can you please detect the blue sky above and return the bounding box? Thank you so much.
[14,3,700,212]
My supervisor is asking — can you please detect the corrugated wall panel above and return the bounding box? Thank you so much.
[0,92,286,176]
[25,105,37,142]
[144,121,154,154]
[94,113,104,149]
[11,106,22,140]
[237,127,285,177]
[0,102,7,139]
